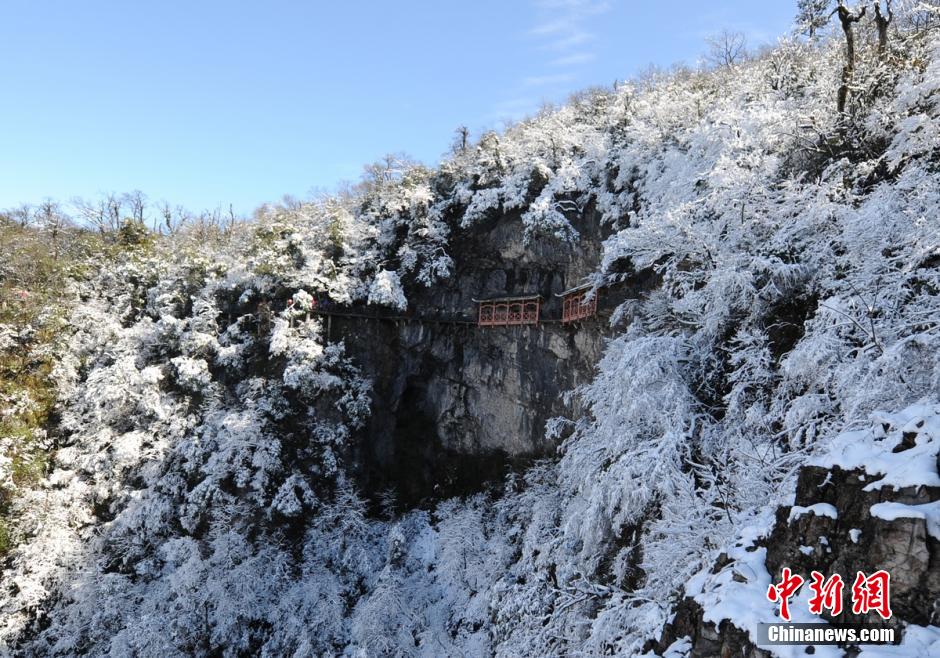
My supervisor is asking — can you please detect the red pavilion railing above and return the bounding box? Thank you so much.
[560,289,597,324]
[477,297,541,327]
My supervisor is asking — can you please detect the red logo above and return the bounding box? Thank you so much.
[767,568,892,621]
[808,571,844,616]
[766,568,805,621]
[851,570,893,620]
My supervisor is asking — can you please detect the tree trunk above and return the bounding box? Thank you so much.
[874,1,893,60]
[835,3,867,115]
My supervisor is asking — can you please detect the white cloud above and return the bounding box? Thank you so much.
[488,0,612,123]
[527,0,609,54]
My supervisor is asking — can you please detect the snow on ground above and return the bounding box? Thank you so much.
[811,402,940,492]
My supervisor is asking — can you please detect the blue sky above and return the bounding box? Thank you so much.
[0,1,796,214]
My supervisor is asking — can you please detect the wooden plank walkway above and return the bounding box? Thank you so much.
[299,307,575,326]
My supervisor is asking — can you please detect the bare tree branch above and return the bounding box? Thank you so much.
[705,30,748,68]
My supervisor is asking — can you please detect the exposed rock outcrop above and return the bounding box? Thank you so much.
[654,405,940,657]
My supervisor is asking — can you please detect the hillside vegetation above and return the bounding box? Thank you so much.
[2,3,940,655]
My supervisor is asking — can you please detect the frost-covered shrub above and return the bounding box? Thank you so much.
[170,356,211,391]
[366,269,407,310]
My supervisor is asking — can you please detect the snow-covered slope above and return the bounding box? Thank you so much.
[2,9,940,657]
[655,402,940,657]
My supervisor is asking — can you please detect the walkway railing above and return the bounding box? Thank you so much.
[278,289,602,329]
[561,290,597,323]
[477,298,541,327]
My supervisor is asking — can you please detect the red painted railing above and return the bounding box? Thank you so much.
[478,297,541,326]
[561,290,597,323]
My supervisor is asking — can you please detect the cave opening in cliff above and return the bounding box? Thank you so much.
[357,378,519,512]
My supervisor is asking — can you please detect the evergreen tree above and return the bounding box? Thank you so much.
[796,0,833,36]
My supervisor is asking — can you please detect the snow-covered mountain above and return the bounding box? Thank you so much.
[2,5,940,656]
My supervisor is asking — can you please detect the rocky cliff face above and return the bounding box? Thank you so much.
[653,405,940,657]
[335,208,651,505]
